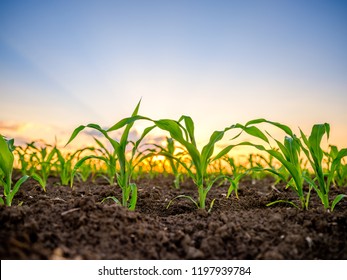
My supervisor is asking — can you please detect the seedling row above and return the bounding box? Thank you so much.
[1,101,347,211]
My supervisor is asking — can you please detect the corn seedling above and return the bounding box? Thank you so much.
[154,116,238,210]
[299,124,347,211]
[228,119,310,209]
[0,135,29,206]
[222,156,249,199]
[55,146,95,186]
[67,100,155,210]
[15,145,34,176]
[325,145,347,188]
[75,158,96,182]
[70,137,118,188]
[28,142,57,191]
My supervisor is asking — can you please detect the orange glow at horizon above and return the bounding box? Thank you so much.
[1,120,346,162]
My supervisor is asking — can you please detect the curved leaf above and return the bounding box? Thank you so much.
[331,194,346,211]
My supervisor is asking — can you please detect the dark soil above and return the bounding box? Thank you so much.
[1,175,347,260]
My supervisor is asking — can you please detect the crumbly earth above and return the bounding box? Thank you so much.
[1,175,346,260]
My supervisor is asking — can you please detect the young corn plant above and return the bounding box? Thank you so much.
[222,156,249,199]
[66,100,155,210]
[325,145,347,188]
[15,144,34,176]
[154,116,238,210]
[227,119,310,210]
[299,124,347,211]
[75,159,97,183]
[0,135,29,206]
[70,138,117,188]
[55,146,95,186]
[29,142,57,191]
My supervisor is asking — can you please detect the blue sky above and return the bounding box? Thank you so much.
[0,0,346,149]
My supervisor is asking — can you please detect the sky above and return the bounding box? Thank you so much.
[0,0,346,153]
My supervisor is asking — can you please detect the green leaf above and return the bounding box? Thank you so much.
[327,148,347,188]
[0,177,6,188]
[66,124,108,147]
[213,144,236,161]
[107,115,150,132]
[308,124,330,163]
[55,148,65,164]
[65,125,88,146]
[7,175,29,206]
[133,125,156,152]
[128,183,138,211]
[31,173,46,191]
[236,141,304,199]
[93,137,109,155]
[155,119,185,144]
[331,194,346,211]
[119,100,143,150]
[100,196,121,205]
[0,136,14,178]
[242,125,269,143]
[155,118,202,176]
[244,119,294,137]
[166,194,199,209]
[284,136,301,167]
[201,130,224,166]
[208,198,216,213]
[266,200,300,209]
[179,115,196,145]
[71,155,109,188]
[12,175,29,195]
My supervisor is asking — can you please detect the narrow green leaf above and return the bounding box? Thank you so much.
[128,183,138,211]
[107,115,150,132]
[8,175,29,205]
[119,100,143,149]
[266,200,300,209]
[180,115,196,146]
[71,155,108,187]
[166,194,199,209]
[244,119,294,136]
[65,125,88,146]
[213,144,235,161]
[134,125,156,151]
[66,124,108,147]
[208,198,216,213]
[100,196,121,205]
[93,137,108,154]
[200,130,225,173]
[331,194,346,211]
